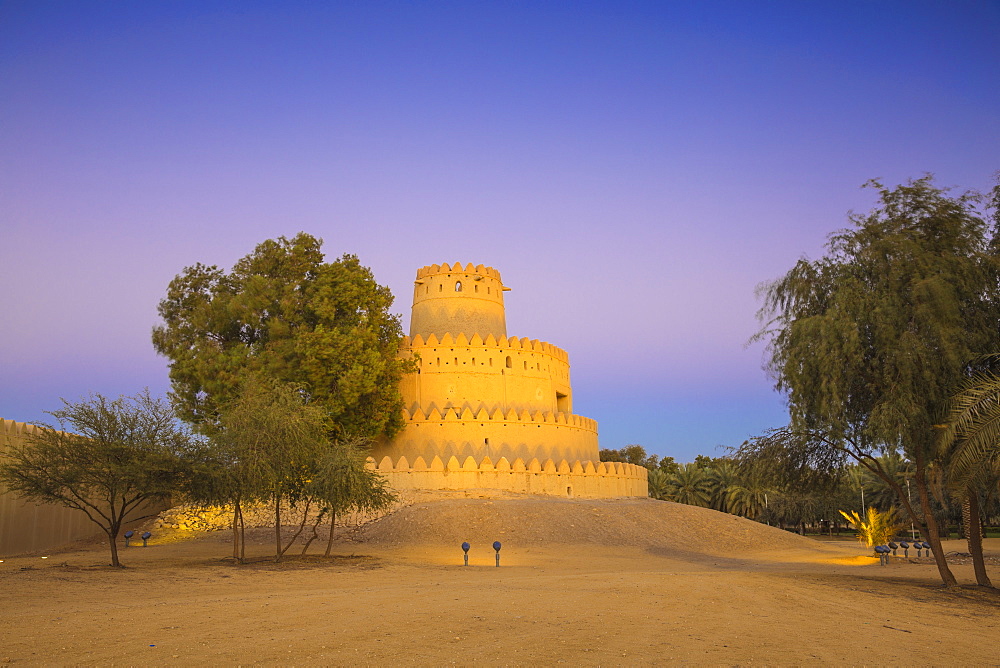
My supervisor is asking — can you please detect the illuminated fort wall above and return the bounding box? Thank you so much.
[373,263,647,498]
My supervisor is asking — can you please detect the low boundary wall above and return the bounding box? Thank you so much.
[1,418,167,556]
[368,454,648,498]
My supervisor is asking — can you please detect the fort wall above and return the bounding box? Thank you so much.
[367,454,648,499]
[399,332,573,415]
[371,403,598,466]
[381,261,645,499]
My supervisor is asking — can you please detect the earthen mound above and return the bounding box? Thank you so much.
[351,495,825,557]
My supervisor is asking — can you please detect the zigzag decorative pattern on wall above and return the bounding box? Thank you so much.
[367,454,647,478]
[401,406,597,432]
[401,332,569,361]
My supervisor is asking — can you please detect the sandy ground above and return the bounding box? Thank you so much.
[2,493,999,666]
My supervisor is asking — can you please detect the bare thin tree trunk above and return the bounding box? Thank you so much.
[107,527,121,568]
[232,499,241,562]
[280,498,311,556]
[274,495,282,562]
[965,488,993,588]
[914,450,958,587]
[302,508,326,555]
[324,510,338,557]
[238,503,245,563]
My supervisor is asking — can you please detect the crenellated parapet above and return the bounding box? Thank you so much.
[1,417,42,445]
[365,454,649,499]
[401,406,597,433]
[415,262,503,281]
[401,332,569,362]
[384,262,643,498]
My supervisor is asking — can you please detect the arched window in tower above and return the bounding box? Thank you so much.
[455,281,463,292]
[505,356,512,368]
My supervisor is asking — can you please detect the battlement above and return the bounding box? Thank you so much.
[415,262,503,281]
[402,333,569,362]
[1,417,42,444]
[365,453,648,499]
[401,405,597,432]
[388,261,644,497]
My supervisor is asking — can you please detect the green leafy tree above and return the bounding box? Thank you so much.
[152,233,412,441]
[0,391,190,567]
[600,444,659,469]
[751,176,1000,586]
[655,455,680,475]
[299,439,396,557]
[693,454,715,469]
[193,374,331,562]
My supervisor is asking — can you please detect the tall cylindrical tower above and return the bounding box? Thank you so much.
[410,263,508,339]
[371,262,649,499]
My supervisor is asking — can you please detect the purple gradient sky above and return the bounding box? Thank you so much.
[2,2,998,462]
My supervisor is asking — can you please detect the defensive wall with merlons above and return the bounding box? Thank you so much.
[0,417,168,556]
[374,261,648,499]
[367,453,648,498]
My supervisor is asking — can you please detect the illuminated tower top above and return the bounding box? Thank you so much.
[409,262,509,340]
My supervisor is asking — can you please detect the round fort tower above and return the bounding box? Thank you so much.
[370,262,647,498]
[410,263,508,340]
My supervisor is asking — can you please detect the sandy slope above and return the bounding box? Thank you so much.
[352,494,825,553]
[2,494,998,666]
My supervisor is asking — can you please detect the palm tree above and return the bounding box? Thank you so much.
[707,460,738,513]
[647,469,671,501]
[666,463,712,507]
[941,367,1000,587]
[727,474,771,520]
[862,451,913,511]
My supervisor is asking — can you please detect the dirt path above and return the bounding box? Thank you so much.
[2,496,998,666]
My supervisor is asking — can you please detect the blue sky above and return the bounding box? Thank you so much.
[2,1,998,462]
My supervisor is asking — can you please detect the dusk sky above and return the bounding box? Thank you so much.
[2,1,998,463]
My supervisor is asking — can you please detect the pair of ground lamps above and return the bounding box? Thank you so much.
[461,541,502,566]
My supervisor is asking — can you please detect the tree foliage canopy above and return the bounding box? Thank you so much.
[757,176,1000,450]
[182,373,396,562]
[749,175,1000,586]
[152,233,412,440]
